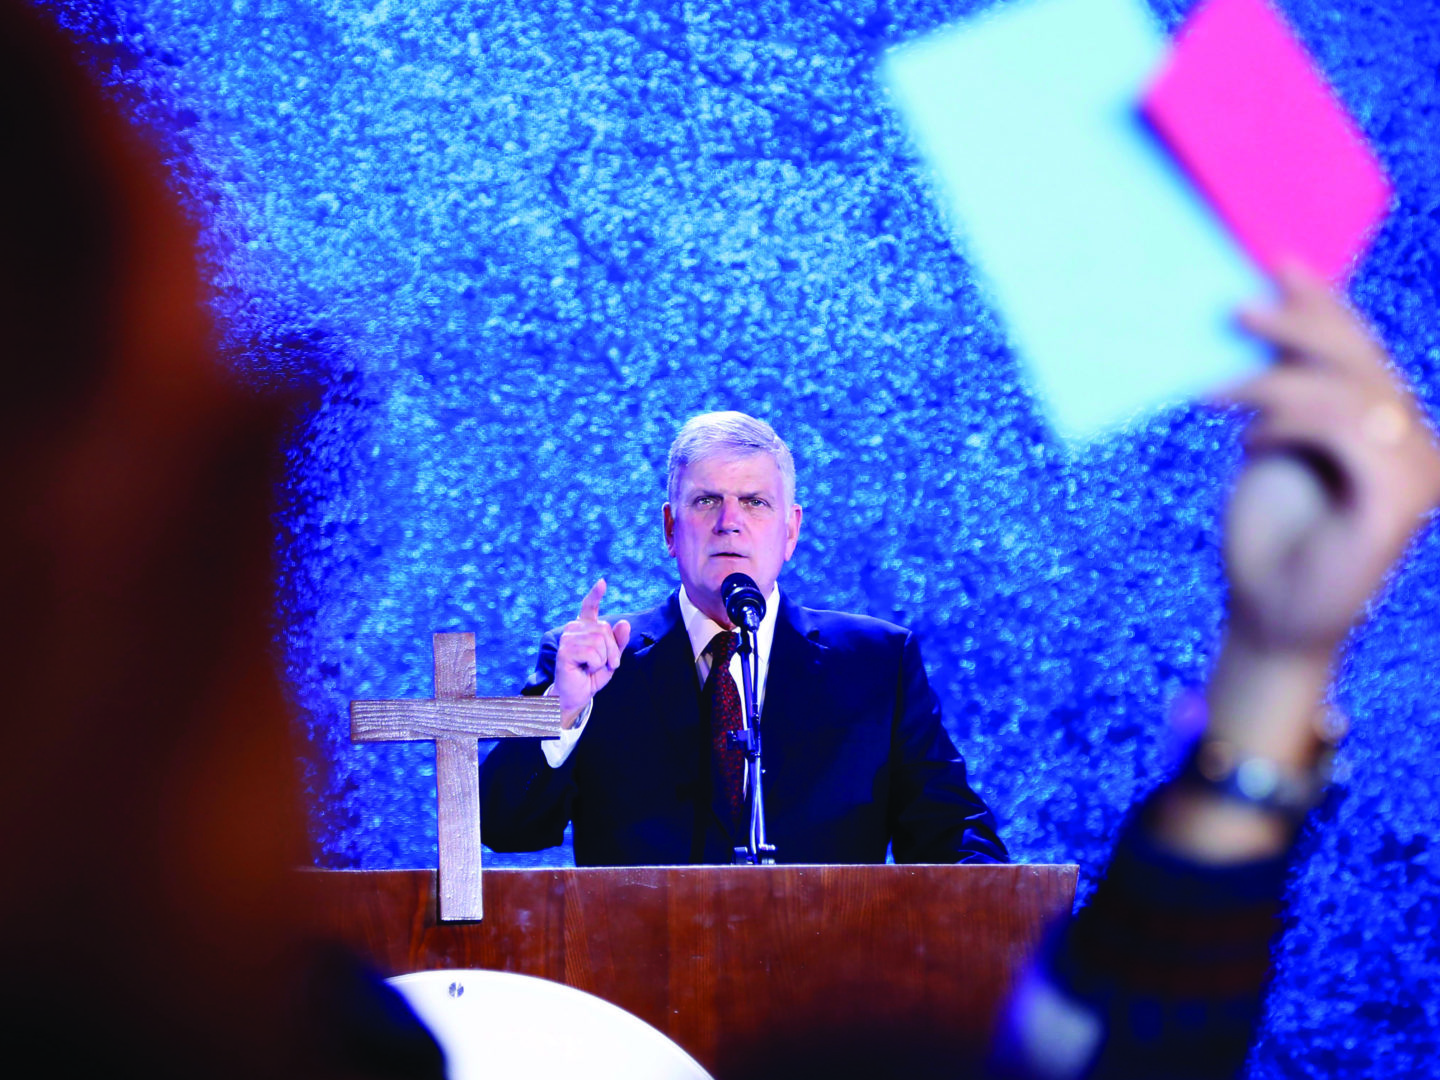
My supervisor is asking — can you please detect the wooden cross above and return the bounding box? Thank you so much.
[350,632,561,921]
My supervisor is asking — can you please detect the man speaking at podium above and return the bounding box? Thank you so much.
[481,411,1007,866]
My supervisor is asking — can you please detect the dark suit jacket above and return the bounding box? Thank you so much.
[480,591,1007,865]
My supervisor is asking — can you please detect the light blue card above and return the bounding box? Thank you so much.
[881,0,1268,442]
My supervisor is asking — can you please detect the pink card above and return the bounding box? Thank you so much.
[1141,0,1392,282]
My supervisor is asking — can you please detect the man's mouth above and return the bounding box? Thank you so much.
[711,552,747,559]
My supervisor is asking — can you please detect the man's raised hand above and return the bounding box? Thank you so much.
[1186,268,1440,793]
[553,579,632,729]
[1148,273,1440,865]
[1215,266,1440,657]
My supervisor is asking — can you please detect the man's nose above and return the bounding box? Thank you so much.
[713,497,743,533]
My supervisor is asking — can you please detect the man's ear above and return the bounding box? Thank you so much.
[784,502,803,560]
[663,502,676,556]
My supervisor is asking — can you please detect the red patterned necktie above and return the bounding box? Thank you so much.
[706,630,746,832]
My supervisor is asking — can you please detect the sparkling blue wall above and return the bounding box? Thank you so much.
[48,0,1440,1074]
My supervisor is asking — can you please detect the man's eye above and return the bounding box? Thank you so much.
[694,495,718,507]
[744,498,769,509]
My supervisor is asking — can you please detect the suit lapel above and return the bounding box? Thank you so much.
[760,594,828,735]
[618,593,717,861]
[628,591,703,738]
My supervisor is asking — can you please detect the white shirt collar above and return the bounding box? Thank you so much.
[677,582,781,666]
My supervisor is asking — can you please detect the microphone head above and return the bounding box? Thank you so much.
[721,572,766,631]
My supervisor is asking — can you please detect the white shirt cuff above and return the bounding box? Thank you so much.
[541,688,590,768]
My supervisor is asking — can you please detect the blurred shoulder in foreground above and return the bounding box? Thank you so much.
[0,5,441,1076]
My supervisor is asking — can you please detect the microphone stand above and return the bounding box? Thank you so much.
[731,623,776,866]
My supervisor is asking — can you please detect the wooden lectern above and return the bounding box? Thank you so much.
[305,863,1077,1079]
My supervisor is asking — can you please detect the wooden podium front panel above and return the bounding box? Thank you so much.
[304,864,1076,1079]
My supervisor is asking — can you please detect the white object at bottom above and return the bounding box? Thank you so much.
[386,969,713,1080]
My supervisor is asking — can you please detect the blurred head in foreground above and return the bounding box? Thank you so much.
[0,5,437,1075]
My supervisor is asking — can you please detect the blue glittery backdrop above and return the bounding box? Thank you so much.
[42,0,1440,1074]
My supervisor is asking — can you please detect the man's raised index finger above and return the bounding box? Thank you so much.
[578,578,607,622]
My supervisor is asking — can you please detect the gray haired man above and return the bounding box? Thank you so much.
[481,411,1007,866]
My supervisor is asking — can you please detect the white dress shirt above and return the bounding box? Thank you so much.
[541,583,782,768]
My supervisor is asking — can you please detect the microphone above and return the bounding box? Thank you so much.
[721,572,766,633]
